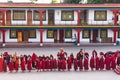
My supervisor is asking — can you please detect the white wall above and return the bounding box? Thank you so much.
[5,30,17,42]
[0,32,2,42]
[54,10,77,25]
[43,30,54,42]
[88,10,113,25]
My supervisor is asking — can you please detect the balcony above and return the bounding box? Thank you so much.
[0,19,118,27]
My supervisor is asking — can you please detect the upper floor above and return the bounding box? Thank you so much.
[0,3,120,27]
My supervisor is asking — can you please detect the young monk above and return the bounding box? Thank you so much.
[8,59,14,72]
[111,54,116,70]
[2,59,7,72]
[99,52,105,70]
[42,58,46,71]
[27,57,32,72]
[90,55,95,70]
[15,59,19,72]
[67,57,72,71]
[105,54,111,70]
[74,58,78,71]
[84,53,89,70]
[21,58,26,72]
[53,58,57,70]
[36,57,41,72]
[95,54,99,70]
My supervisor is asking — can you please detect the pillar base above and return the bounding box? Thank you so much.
[77,43,80,46]
[40,43,43,46]
[2,43,5,47]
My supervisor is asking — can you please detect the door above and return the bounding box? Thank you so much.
[27,11,32,25]
[92,30,98,43]
[48,10,54,25]
[59,30,64,43]
[18,31,22,42]
[22,30,29,42]
[54,30,57,43]
[6,10,11,25]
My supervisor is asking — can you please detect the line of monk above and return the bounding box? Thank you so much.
[0,48,120,72]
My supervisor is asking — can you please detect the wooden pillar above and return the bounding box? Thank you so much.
[112,10,119,26]
[38,30,44,45]
[112,30,118,43]
[1,10,5,26]
[75,10,83,26]
[76,29,82,44]
[1,30,6,44]
[38,10,45,26]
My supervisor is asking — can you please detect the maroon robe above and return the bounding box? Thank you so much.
[111,56,116,70]
[117,56,120,66]
[95,56,99,70]
[105,56,111,70]
[36,60,41,70]
[70,54,74,63]
[3,60,7,72]
[62,59,66,70]
[15,61,19,71]
[74,59,78,71]
[8,61,14,72]
[84,57,89,70]
[99,57,104,70]
[60,53,65,60]
[58,59,61,71]
[79,59,83,70]
[21,60,26,71]
[50,59,54,70]
[67,58,72,71]
[90,57,95,70]
[27,60,32,71]
[42,59,46,71]
[53,59,57,69]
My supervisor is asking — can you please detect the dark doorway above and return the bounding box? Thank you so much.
[22,30,29,42]
[92,30,98,43]
[48,10,54,25]
[59,30,64,43]
[54,30,58,43]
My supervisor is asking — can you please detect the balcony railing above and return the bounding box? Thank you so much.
[0,19,117,26]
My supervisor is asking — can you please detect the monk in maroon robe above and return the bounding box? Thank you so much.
[21,58,26,72]
[58,59,61,71]
[67,57,72,71]
[32,53,36,68]
[62,59,66,71]
[84,53,89,70]
[15,60,19,72]
[8,60,14,72]
[111,55,116,70]
[3,60,7,72]
[95,56,99,70]
[42,59,46,71]
[74,58,78,71]
[36,58,41,72]
[70,53,74,63]
[105,55,111,70]
[90,56,94,70]
[99,52,105,70]
[27,57,32,72]
[53,58,57,70]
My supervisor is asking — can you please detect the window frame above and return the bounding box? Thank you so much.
[47,30,54,38]
[118,31,120,38]
[82,30,90,38]
[94,10,107,21]
[10,30,18,38]
[33,11,46,21]
[100,30,107,38]
[29,30,36,38]
[13,10,26,20]
[61,10,74,21]
[65,30,72,38]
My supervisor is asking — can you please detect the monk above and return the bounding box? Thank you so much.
[61,59,66,71]
[32,53,36,69]
[36,57,41,72]
[42,58,46,71]
[111,55,116,70]
[74,58,78,71]
[84,53,89,70]
[90,56,95,70]
[0,54,3,72]
[70,53,74,64]
[53,58,57,70]
[27,57,32,72]
[21,58,26,72]
[15,59,19,72]
[95,55,99,70]
[2,59,7,72]
[99,52,105,70]
[8,60,14,72]
[105,54,111,70]
[58,59,61,71]
[67,57,72,71]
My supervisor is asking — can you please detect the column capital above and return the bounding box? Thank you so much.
[112,29,118,32]
[36,10,46,13]
[76,29,82,32]
[111,10,119,13]
[38,29,44,32]
[75,10,84,13]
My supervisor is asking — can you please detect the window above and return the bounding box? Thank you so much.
[10,30,17,38]
[100,30,107,38]
[33,11,46,21]
[0,12,2,20]
[61,11,74,21]
[47,30,54,38]
[65,30,72,38]
[13,10,26,20]
[82,30,90,38]
[29,30,36,38]
[118,31,120,38]
[94,11,107,21]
